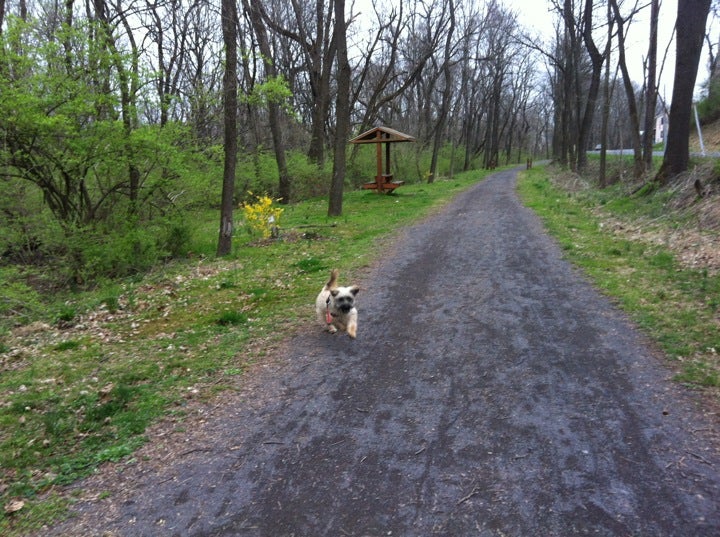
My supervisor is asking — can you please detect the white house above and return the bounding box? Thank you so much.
[655,114,668,145]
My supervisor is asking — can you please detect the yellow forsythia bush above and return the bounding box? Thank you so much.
[241,192,284,239]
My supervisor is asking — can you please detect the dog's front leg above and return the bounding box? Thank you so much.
[346,311,357,339]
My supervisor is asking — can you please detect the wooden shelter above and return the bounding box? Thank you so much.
[349,126,416,193]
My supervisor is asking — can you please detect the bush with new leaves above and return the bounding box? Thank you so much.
[241,193,284,239]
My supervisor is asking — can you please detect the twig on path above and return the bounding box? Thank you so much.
[162,447,212,461]
[262,440,285,445]
[688,451,714,466]
[456,483,481,505]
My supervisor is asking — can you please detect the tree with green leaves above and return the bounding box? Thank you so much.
[0,18,153,227]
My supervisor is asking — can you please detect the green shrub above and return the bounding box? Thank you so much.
[293,257,327,273]
[0,267,44,324]
[696,77,720,124]
[66,225,162,283]
[53,340,81,351]
[160,217,193,258]
[236,151,279,198]
[55,304,77,324]
[287,151,326,200]
[216,311,248,326]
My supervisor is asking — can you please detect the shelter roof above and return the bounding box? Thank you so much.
[349,126,416,144]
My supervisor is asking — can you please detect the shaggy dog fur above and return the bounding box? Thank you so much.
[315,269,359,338]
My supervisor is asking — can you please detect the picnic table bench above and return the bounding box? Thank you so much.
[362,173,405,192]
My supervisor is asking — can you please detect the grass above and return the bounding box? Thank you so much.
[0,170,496,534]
[517,166,720,391]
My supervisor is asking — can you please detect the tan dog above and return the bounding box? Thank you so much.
[315,269,359,338]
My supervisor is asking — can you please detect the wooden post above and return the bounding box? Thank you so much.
[376,132,382,181]
[375,131,383,192]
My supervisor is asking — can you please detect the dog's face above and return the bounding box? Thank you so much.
[330,286,359,314]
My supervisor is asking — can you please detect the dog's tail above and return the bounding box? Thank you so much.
[324,268,339,291]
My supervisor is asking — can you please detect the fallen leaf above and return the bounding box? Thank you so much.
[4,499,25,514]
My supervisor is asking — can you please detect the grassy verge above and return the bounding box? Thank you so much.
[0,169,495,534]
[517,166,719,391]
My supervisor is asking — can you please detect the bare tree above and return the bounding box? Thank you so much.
[182,3,223,143]
[261,0,336,166]
[657,0,712,182]
[599,0,615,187]
[350,1,435,139]
[482,2,516,169]
[540,0,611,171]
[609,0,644,178]
[554,0,581,169]
[642,0,659,168]
[428,0,455,183]
[141,0,197,127]
[328,0,350,216]
[577,0,608,172]
[242,0,291,203]
[705,3,720,81]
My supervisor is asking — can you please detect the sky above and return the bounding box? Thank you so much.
[352,0,713,100]
[504,0,712,100]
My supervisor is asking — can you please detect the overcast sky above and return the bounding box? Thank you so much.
[351,0,713,100]
[504,0,713,100]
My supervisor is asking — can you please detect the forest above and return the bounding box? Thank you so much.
[0,0,716,290]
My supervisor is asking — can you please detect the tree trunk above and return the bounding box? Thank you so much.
[610,0,644,178]
[642,0,659,169]
[328,0,349,216]
[599,2,614,187]
[217,0,237,256]
[429,0,455,184]
[488,67,503,169]
[577,0,605,173]
[657,0,711,183]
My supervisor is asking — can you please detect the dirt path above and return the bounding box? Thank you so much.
[51,168,719,536]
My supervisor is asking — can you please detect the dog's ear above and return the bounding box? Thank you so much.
[350,286,360,296]
[330,289,339,297]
